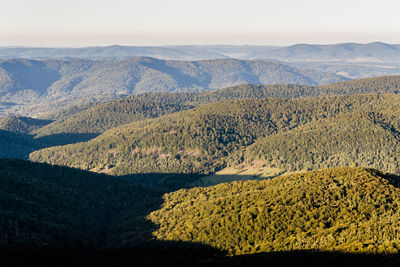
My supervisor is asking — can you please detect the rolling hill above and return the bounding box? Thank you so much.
[149,167,400,254]
[0,57,346,116]
[241,111,400,173]
[30,94,400,181]
[32,76,400,137]
[33,98,191,136]
[2,43,399,63]
[0,45,230,60]
[245,42,400,79]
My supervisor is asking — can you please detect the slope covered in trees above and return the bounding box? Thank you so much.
[33,76,400,137]
[240,111,400,174]
[33,98,191,136]
[149,167,400,255]
[30,94,400,178]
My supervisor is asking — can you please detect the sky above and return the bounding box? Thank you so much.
[1,0,400,47]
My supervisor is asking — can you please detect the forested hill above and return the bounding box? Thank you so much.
[0,57,346,116]
[33,98,191,136]
[34,76,400,137]
[30,94,400,179]
[3,163,400,265]
[149,167,400,254]
[240,111,400,173]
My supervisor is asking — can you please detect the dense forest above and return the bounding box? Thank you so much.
[33,98,190,136]
[240,111,400,173]
[2,161,400,266]
[149,167,400,255]
[30,94,400,182]
[30,76,400,137]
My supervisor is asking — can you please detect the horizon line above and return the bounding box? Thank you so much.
[1,41,399,49]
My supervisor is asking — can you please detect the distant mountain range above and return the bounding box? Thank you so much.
[1,42,400,80]
[0,45,229,61]
[245,42,400,62]
[1,43,399,63]
[0,57,346,116]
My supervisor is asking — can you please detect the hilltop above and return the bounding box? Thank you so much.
[1,43,399,63]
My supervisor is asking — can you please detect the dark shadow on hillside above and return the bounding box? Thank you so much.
[121,172,204,191]
[122,172,276,191]
[2,169,400,267]
[36,132,101,147]
[0,132,101,159]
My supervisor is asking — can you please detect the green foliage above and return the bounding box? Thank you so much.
[39,102,97,120]
[30,94,400,177]
[319,75,400,95]
[31,76,400,137]
[34,98,190,136]
[241,111,400,173]
[149,167,400,255]
[32,83,316,136]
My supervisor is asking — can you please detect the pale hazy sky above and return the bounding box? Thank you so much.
[1,0,400,47]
